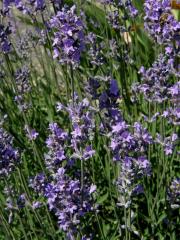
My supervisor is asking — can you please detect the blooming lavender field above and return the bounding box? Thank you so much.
[0,0,179,239]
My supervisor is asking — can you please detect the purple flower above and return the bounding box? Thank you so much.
[17,194,26,209]
[133,185,144,195]
[144,0,180,44]
[85,33,105,66]
[45,123,68,171]
[110,120,152,162]
[167,178,180,209]
[3,0,46,14]
[135,53,178,103]
[83,146,96,160]
[107,10,121,30]
[117,155,151,208]
[101,0,138,18]
[57,96,96,158]
[169,81,180,99]
[155,133,178,156]
[0,23,11,53]
[24,125,39,140]
[110,79,119,97]
[87,77,152,209]
[50,5,85,66]
[0,127,20,177]
[162,107,180,126]
[33,0,45,11]
[32,201,42,209]
[135,156,151,176]
[14,66,31,111]
[44,167,96,238]
[29,173,47,195]
[31,95,97,238]
[134,122,153,145]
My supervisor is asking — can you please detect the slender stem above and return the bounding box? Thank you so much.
[128,207,131,240]
[124,206,128,240]
[80,153,84,209]
[70,64,75,106]
[95,213,106,240]
[0,208,15,240]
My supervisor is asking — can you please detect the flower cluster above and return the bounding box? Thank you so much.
[101,0,138,18]
[144,0,180,44]
[50,5,85,66]
[88,77,152,208]
[4,186,28,223]
[31,96,96,238]
[3,0,46,14]
[57,96,96,161]
[29,0,45,11]
[117,156,151,208]
[98,77,121,125]
[44,167,96,237]
[156,133,178,156]
[50,0,64,11]
[0,23,11,53]
[14,66,31,111]
[24,125,39,141]
[0,127,20,177]
[167,178,180,209]
[103,82,152,209]
[110,121,153,162]
[86,33,105,66]
[45,122,68,172]
[133,53,178,103]
[162,106,180,126]
[29,173,48,195]
[89,77,152,159]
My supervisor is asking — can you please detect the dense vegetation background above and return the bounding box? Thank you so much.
[0,0,179,239]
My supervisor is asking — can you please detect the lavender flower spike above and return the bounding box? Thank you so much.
[44,167,96,239]
[144,0,180,44]
[50,5,85,66]
[0,23,11,53]
[167,178,180,209]
[0,127,20,177]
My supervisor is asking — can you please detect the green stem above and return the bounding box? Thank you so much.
[95,213,106,240]
[70,64,75,106]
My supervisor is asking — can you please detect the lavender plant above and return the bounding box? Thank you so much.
[30,96,97,239]
[0,23,11,53]
[50,5,85,66]
[0,127,20,177]
[144,0,180,44]
[0,0,179,239]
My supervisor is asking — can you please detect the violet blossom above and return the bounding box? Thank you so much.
[44,167,96,238]
[50,5,85,66]
[101,0,138,18]
[155,133,178,156]
[24,125,39,141]
[31,95,97,238]
[0,23,11,53]
[3,0,46,14]
[117,156,151,208]
[0,127,20,177]
[167,178,180,209]
[86,32,105,66]
[14,66,31,111]
[87,77,152,209]
[57,95,96,162]
[45,122,68,172]
[134,53,178,103]
[144,0,180,44]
